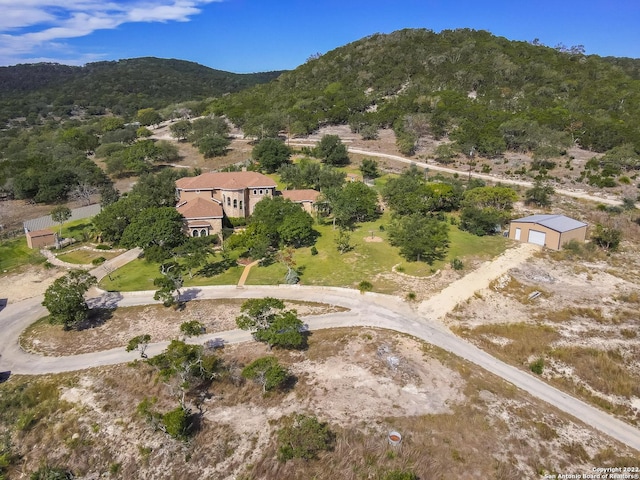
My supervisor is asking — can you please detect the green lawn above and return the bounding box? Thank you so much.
[99,212,508,294]
[0,237,46,273]
[56,248,120,265]
[0,218,97,274]
[246,213,508,292]
[99,258,159,291]
[99,255,244,291]
[59,219,93,240]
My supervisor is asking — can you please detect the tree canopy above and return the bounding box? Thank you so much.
[211,28,640,157]
[388,214,450,263]
[235,298,306,349]
[247,196,316,250]
[252,138,292,173]
[324,181,379,228]
[120,207,185,250]
[315,135,350,166]
[42,270,97,330]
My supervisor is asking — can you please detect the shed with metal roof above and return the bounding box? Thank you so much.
[508,214,588,250]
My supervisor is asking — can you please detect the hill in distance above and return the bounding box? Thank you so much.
[212,28,640,156]
[0,57,284,121]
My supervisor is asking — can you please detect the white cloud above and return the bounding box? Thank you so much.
[0,0,221,65]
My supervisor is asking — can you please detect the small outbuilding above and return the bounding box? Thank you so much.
[508,214,587,250]
[25,228,57,249]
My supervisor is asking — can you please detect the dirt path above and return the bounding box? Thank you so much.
[289,141,627,207]
[418,243,540,320]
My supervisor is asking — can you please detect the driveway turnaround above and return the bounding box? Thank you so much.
[1,246,639,452]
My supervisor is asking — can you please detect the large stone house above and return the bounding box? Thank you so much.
[175,171,277,236]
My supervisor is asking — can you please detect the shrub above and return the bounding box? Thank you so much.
[530,357,545,375]
[451,258,464,270]
[591,224,622,251]
[242,356,289,392]
[358,280,373,293]
[277,414,335,461]
[381,470,419,480]
[180,320,205,337]
[310,246,318,256]
[95,244,112,250]
[405,292,417,302]
[162,406,192,440]
[29,465,73,480]
[91,256,106,265]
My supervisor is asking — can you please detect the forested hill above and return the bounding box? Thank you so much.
[0,58,284,122]
[211,28,640,156]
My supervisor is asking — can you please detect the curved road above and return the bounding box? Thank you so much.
[1,246,640,451]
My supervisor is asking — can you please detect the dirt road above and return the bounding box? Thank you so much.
[289,142,626,207]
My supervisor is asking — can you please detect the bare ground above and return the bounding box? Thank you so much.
[447,245,640,424]
[20,299,348,356]
[7,328,637,480]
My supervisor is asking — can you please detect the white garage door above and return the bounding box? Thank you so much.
[528,229,546,246]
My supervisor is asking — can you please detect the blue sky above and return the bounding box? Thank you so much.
[0,0,638,72]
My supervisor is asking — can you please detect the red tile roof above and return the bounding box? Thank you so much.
[281,189,320,203]
[177,197,223,219]
[176,171,276,191]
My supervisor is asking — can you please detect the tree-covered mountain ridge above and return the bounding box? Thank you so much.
[0,57,284,122]
[211,28,640,156]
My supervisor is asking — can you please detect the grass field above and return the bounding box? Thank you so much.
[246,213,508,292]
[99,213,508,293]
[0,237,46,273]
[56,248,120,265]
[99,255,244,291]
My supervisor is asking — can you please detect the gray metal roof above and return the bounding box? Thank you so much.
[23,204,102,232]
[512,214,587,233]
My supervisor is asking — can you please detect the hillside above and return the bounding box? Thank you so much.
[0,57,284,122]
[212,28,640,156]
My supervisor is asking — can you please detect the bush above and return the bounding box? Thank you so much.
[225,217,249,228]
[91,256,106,265]
[162,406,193,440]
[451,258,464,270]
[242,356,289,392]
[530,357,545,375]
[310,246,318,256]
[277,414,335,461]
[358,280,373,293]
[180,320,205,337]
[591,224,622,251]
[95,244,112,250]
[29,465,74,480]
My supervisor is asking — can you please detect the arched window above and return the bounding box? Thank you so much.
[227,197,231,206]
[192,230,199,237]
[200,229,207,237]
[233,199,237,208]
[239,200,243,210]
